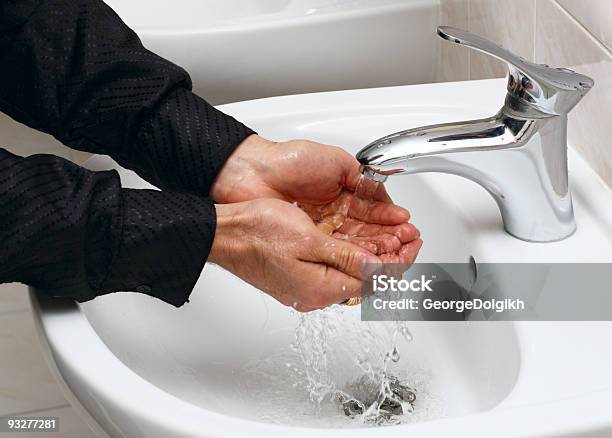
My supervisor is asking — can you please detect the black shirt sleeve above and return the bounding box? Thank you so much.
[0,0,254,196]
[0,0,254,305]
[0,149,215,306]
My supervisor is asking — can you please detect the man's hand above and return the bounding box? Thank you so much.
[300,188,423,263]
[210,199,398,312]
[211,135,406,219]
[209,135,422,311]
[211,134,422,262]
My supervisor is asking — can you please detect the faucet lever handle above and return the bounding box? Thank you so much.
[437,26,594,115]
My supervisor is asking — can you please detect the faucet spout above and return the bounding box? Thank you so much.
[358,112,534,176]
[357,110,576,242]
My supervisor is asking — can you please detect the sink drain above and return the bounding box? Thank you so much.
[336,375,416,422]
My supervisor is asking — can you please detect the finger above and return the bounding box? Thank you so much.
[373,259,412,282]
[331,143,396,205]
[298,202,322,221]
[314,213,345,235]
[338,148,364,191]
[302,266,363,308]
[398,238,423,263]
[311,235,381,280]
[348,196,410,225]
[380,253,404,263]
[361,176,393,204]
[332,232,379,254]
[373,184,393,204]
[339,221,420,243]
[374,222,420,243]
[292,303,320,313]
[349,234,402,255]
[377,238,423,263]
[340,154,393,203]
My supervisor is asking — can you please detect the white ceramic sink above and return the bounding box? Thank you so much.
[102,0,438,104]
[31,79,612,437]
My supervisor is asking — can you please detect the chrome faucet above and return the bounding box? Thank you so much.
[356,26,593,242]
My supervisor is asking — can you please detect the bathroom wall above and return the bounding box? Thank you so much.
[437,0,612,188]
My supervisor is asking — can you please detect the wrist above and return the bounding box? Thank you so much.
[210,203,248,269]
[210,134,276,203]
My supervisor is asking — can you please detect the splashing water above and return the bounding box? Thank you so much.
[238,176,442,427]
[247,305,443,427]
[293,306,430,426]
[287,176,431,426]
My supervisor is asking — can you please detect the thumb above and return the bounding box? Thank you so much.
[314,235,382,280]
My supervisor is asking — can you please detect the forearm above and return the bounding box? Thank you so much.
[0,148,214,306]
[0,0,254,197]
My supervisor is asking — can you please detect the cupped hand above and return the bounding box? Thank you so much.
[210,134,409,226]
[210,135,423,306]
[300,188,423,264]
[210,198,385,312]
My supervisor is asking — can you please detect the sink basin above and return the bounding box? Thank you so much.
[31,79,612,437]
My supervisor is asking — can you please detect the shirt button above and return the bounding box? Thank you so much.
[136,285,151,293]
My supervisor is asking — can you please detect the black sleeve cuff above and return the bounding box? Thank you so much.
[115,87,255,197]
[0,148,215,307]
[85,188,216,307]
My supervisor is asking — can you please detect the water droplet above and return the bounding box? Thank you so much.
[391,346,400,363]
[399,325,414,342]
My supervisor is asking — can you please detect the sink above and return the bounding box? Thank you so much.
[101,0,438,104]
[31,79,612,437]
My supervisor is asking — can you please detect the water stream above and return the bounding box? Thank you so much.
[293,176,421,425]
[294,307,421,426]
[240,305,443,427]
[240,176,444,427]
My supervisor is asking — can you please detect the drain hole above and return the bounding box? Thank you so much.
[336,375,416,422]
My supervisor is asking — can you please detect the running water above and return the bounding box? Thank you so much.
[293,176,422,425]
[287,176,438,426]
[353,173,382,208]
[292,308,424,426]
[239,305,442,427]
[239,175,443,427]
